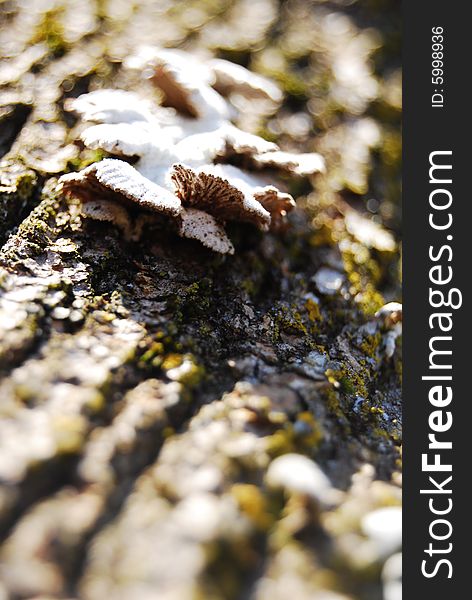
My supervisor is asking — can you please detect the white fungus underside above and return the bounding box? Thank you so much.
[178,208,234,255]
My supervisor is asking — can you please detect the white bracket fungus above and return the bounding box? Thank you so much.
[58,47,325,254]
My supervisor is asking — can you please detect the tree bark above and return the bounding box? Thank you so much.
[0,2,401,599]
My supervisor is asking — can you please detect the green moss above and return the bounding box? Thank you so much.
[161,353,184,371]
[241,278,257,297]
[357,287,384,316]
[326,365,369,399]
[310,222,336,248]
[266,416,323,461]
[294,412,324,449]
[140,342,165,365]
[341,246,385,316]
[272,304,309,339]
[199,323,213,337]
[84,391,106,414]
[358,332,382,359]
[66,148,108,172]
[305,298,320,322]
[31,8,69,57]
[170,278,214,321]
[255,127,279,144]
[231,484,274,530]
[324,387,341,415]
[144,349,207,389]
[0,164,40,244]
[1,185,67,263]
[52,415,86,455]
[266,426,296,457]
[186,281,212,311]
[370,425,391,442]
[269,69,310,99]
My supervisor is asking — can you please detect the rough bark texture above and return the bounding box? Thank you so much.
[0,2,401,599]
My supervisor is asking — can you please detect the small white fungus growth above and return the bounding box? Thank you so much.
[382,553,402,600]
[375,302,402,327]
[345,210,396,252]
[80,122,161,158]
[128,47,230,123]
[210,57,283,103]
[59,47,325,254]
[178,208,234,255]
[80,198,128,225]
[361,507,402,558]
[265,453,342,506]
[252,150,326,176]
[375,302,402,358]
[312,268,345,295]
[65,89,160,124]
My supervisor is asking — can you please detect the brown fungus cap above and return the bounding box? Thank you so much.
[170,163,272,230]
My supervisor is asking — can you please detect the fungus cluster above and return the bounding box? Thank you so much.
[58,47,324,254]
